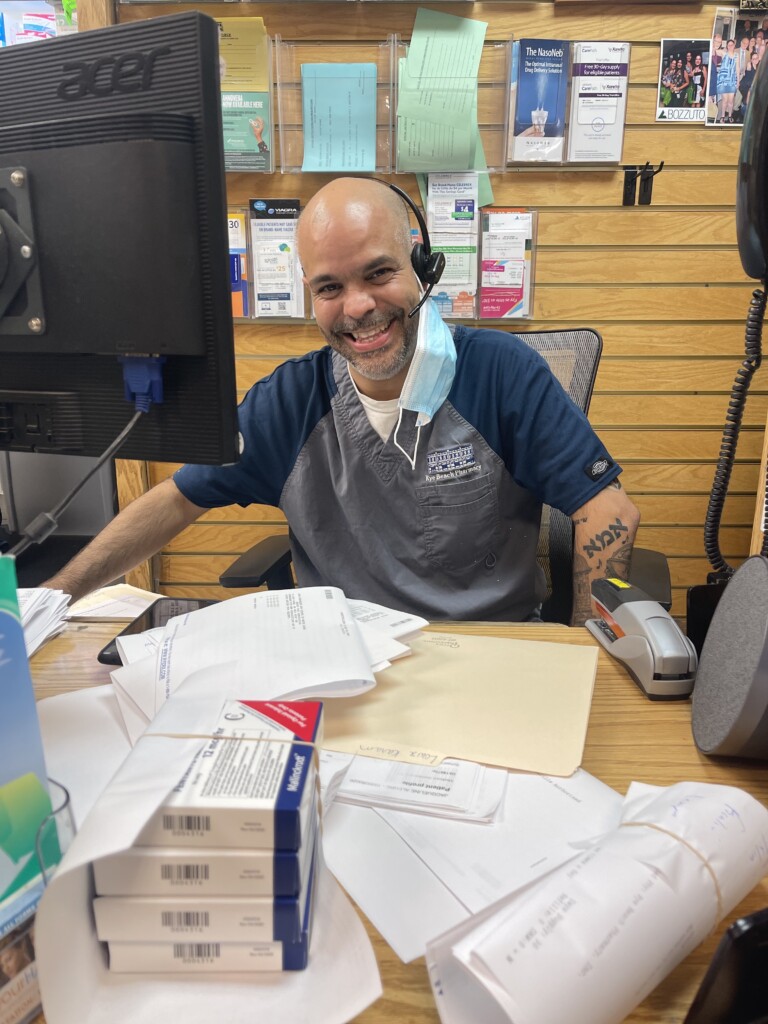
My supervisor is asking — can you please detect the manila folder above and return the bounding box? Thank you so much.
[321,632,598,777]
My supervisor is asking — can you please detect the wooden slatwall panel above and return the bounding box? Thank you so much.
[113,1,762,620]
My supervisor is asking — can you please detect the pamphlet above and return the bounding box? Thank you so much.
[479,208,536,319]
[566,42,630,162]
[228,209,250,319]
[510,39,569,162]
[0,556,59,1024]
[427,172,479,319]
[216,17,273,172]
[248,198,304,318]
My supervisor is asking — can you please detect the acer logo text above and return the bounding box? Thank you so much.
[57,46,171,100]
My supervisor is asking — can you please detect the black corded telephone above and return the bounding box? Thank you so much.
[686,54,768,655]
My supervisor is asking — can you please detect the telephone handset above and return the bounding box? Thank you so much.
[736,53,768,278]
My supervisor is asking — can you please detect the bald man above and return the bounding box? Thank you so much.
[45,178,638,625]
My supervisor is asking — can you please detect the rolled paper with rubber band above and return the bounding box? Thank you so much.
[427,780,768,1024]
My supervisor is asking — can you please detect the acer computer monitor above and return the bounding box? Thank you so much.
[0,11,239,465]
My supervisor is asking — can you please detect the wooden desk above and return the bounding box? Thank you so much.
[30,621,768,1024]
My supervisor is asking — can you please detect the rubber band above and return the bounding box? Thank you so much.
[620,820,724,926]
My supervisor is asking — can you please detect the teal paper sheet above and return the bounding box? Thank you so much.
[301,63,377,172]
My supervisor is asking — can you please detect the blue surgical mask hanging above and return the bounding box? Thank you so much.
[393,294,457,470]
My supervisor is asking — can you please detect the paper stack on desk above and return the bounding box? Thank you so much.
[426,780,768,1024]
[93,700,323,973]
[66,583,158,620]
[18,587,69,655]
[109,588,410,744]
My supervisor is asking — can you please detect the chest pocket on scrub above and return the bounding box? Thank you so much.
[416,473,500,574]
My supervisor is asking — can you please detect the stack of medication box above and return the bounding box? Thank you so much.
[92,700,322,972]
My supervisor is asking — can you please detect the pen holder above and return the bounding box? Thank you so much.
[35,779,75,886]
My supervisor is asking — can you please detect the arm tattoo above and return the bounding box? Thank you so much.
[581,518,628,560]
[571,551,593,624]
[606,543,632,581]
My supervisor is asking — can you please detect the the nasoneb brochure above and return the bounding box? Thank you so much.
[510,39,569,162]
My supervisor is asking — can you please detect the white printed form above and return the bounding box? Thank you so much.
[427,781,768,1024]
[347,599,428,641]
[154,588,375,711]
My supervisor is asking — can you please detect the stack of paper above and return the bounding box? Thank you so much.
[66,583,158,621]
[18,587,70,656]
[426,781,768,1024]
[109,589,426,745]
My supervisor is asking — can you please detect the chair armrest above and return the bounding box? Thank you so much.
[219,535,293,590]
[629,547,672,610]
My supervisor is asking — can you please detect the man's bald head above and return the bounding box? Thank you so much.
[297,178,413,267]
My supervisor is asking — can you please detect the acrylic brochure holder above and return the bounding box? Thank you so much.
[275,36,397,174]
[395,40,511,175]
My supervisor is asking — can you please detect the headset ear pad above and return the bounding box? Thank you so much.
[411,244,446,287]
[410,242,429,283]
[423,250,446,286]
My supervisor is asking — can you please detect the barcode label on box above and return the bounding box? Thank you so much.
[160,864,210,882]
[172,943,221,961]
[161,911,211,929]
[162,814,212,833]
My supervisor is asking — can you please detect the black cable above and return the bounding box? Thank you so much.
[704,286,766,577]
[8,409,145,559]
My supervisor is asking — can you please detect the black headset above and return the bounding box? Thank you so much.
[382,181,446,318]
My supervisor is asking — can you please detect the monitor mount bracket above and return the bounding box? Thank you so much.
[0,166,45,334]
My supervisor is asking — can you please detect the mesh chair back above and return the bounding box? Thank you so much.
[513,329,603,624]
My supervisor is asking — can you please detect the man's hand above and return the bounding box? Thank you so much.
[569,479,640,627]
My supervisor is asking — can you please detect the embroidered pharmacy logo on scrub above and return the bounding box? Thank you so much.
[426,444,481,481]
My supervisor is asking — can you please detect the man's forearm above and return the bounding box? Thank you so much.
[43,478,206,602]
[570,480,641,627]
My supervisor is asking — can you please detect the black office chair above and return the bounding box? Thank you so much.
[219,329,671,624]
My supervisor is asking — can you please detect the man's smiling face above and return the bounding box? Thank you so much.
[298,179,422,400]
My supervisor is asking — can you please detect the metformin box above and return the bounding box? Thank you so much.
[93,817,317,899]
[136,700,322,851]
[107,851,317,973]
[93,837,316,943]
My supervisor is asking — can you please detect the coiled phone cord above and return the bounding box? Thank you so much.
[704,286,767,577]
